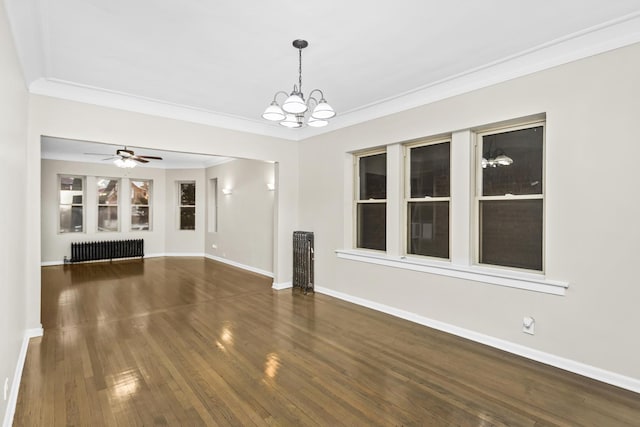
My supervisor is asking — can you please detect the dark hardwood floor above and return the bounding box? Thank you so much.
[13,257,640,426]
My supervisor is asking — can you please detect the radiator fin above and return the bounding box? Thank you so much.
[69,239,144,263]
[293,231,314,293]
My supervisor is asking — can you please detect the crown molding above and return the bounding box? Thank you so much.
[298,10,640,139]
[26,11,640,142]
[28,78,301,141]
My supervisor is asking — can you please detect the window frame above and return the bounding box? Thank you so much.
[354,149,387,251]
[403,138,452,260]
[96,177,120,233]
[130,179,152,231]
[178,181,197,231]
[474,120,545,273]
[58,174,85,234]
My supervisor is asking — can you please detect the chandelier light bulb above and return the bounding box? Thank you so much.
[311,100,336,119]
[280,114,302,128]
[282,94,307,114]
[494,154,514,166]
[262,102,285,121]
[307,116,328,127]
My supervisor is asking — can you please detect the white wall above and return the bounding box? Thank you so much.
[41,159,167,262]
[299,43,640,383]
[205,159,275,274]
[164,168,206,254]
[26,95,299,333]
[0,0,29,424]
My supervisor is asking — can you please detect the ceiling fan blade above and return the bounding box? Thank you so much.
[132,157,149,163]
[137,155,163,160]
[103,156,118,161]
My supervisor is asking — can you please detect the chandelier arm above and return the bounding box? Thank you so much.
[306,96,320,110]
[307,89,325,101]
[272,91,290,103]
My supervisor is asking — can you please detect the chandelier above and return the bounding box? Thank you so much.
[262,39,335,128]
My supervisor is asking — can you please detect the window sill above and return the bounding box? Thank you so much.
[335,249,568,296]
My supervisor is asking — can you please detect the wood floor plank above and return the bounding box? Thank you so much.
[12,257,640,426]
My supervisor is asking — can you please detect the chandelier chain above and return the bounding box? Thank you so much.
[298,47,303,97]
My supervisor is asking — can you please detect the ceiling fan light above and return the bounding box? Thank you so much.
[307,116,328,127]
[115,157,136,168]
[279,114,302,128]
[262,102,285,121]
[311,101,335,119]
[282,94,307,114]
[481,157,489,169]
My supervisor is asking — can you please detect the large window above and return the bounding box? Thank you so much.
[477,122,544,271]
[355,151,386,250]
[179,181,196,230]
[131,179,152,231]
[97,178,119,232]
[59,175,84,233]
[406,140,450,259]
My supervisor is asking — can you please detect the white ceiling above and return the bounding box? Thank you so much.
[6,1,640,141]
[41,136,232,169]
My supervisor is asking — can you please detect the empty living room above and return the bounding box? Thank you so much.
[2,1,640,426]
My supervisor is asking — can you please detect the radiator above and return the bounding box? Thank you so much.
[293,231,314,293]
[68,239,144,263]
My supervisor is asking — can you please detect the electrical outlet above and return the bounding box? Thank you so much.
[4,377,8,400]
[523,316,535,335]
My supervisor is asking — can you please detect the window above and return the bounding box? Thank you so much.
[355,151,386,250]
[97,178,119,232]
[179,181,196,230]
[406,140,450,259]
[476,122,544,271]
[131,179,152,231]
[59,175,84,233]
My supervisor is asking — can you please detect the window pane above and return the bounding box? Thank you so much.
[410,143,450,198]
[97,179,118,205]
[408,201,449,258]
[60,176,82,191]
[60,176,83,205]
[131,180,150,205]
[359,153,386,200]
[60,190,83,205]
[131,206,150,230]
[180,183,196,205]
[480,199,543,271]
[357,203,386,250]
[59,205,83,233]
[97,206,118,232]
[180,206,196,230]
[482,126,543,196]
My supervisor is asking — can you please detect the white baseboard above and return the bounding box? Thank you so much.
[204,254,274,278]
[161,252,206,258]
[272,281,292,290]
[40,260,63,266]
[41,253,206,265]
[315,286,640,394]
[3,326,44,427]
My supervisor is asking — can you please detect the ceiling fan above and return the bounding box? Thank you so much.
[84,146,163,168]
